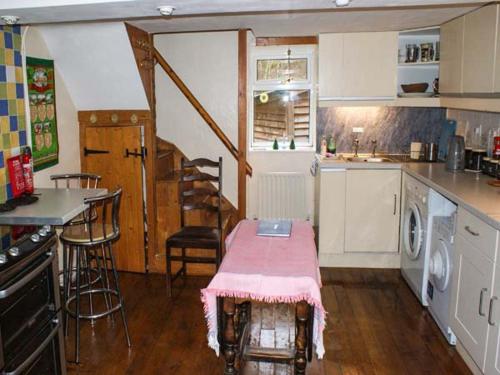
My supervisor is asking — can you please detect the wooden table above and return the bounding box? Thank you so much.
[201,220,324,375]
[0,188,107,225]
[221,297,311,375]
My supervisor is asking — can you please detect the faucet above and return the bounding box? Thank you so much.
[353,138,360,157]
[371,139,377,158]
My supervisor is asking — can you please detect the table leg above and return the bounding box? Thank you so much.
[223,297,237,375]
[307,305,314,362]
[295,301,308,375]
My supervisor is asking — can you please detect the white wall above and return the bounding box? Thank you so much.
[34,22,148,110]
[23,26,81,187]
[155,31,239,206]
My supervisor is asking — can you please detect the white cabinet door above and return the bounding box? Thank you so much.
[318,169,346,256]
[344,169,401,253]
[342,32,398,99]
[318,32,398,99]
[318,34,343,98]
[462,4,499,93]
[451,234,494,371]
[486,264,500,375]
[440,16,464,94]
[495,7,500,93]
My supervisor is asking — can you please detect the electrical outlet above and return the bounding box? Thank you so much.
[352,127,364,133]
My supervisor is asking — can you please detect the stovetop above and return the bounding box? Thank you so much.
[0,225,56,282]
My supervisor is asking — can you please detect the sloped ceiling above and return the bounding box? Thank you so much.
[36,22,149,110]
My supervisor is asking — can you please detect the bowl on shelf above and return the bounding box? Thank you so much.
[401,83,429,93]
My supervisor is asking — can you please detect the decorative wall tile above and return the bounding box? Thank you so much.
[0,25,27,203]
[317,106,446,154]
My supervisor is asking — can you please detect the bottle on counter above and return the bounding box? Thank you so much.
[327,137,337,155]
[22,147,34,195]
[320,137,327,156]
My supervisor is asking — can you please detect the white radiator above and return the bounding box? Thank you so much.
[257,172,307,220]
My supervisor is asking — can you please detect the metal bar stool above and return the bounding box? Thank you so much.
[50,173,105,334]
[60,188,131,363]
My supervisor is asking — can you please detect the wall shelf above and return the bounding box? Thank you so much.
[398,61,440,67]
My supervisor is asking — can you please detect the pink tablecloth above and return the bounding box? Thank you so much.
[200,220,326,359]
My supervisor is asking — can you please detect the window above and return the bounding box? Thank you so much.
[250,46,316,150]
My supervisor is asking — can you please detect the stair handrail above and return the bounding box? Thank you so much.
[153,47,252,176]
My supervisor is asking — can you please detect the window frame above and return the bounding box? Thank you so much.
[249,45,317,151]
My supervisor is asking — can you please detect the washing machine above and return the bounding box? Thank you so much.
[427,213,457,345]
[400,174,456,306]
[400,174,431,305]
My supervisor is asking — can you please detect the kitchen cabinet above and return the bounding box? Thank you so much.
[485,263,500,375]
[319,32,398,100]
[439,17,464,94]
[317,168,346,256]
[317,166,402,267]
[450,231,495,371]
[345,169,401,253]
[462,4,499,94]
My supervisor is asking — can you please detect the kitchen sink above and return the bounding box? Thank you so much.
[345,156,394,163]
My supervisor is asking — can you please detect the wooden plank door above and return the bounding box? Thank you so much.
[83,125,146,273]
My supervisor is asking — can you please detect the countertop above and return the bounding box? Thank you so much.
[403,163,500,230]
[0,188,108,225]
[316,154,500,230]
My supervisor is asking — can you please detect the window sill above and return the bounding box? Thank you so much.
[249,147,316,153]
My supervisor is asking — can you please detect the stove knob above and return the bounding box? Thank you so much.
[0,254,7,264]
[42,225,52,233]
[8,247,20,257]
[38,229,47,237]
[31,234,41,243]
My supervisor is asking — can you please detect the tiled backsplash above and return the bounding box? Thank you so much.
[0,25,27,203]
[316,106,446,154]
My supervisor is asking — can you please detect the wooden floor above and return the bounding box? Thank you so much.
[66,268,472,375]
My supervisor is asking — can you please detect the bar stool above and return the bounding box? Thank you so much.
[51,173,103,334]
[60,188,131,363]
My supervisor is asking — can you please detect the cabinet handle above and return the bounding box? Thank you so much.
[489,297,498,326]
[465,226,480,237]
[393,194,397,215]
[479,288,488,316]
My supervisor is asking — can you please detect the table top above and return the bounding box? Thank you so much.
[0,188,107,226]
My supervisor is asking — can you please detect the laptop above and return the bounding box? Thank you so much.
[256,219,292,237]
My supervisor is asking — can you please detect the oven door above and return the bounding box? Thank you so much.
[0,248,65,375]
[2,317,62,375]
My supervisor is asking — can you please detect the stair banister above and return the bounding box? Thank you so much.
[153,47,252,177]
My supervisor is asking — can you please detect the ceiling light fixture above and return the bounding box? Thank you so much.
[1,15,20,25]
[335,0,350,7]
[157,5,175,16]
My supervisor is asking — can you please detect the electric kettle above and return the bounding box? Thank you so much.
[445,135,465,171]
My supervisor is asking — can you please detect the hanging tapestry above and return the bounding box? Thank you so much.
[26,57,59,171]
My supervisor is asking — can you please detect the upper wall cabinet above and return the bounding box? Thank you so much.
[440,17,464,94]
[440,3,500,95]
[463,4,499,94]
[319,32,398,100]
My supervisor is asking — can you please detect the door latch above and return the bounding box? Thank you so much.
[125,147,146,160]
[84,147,110,157]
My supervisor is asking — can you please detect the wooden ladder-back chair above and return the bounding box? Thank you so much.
[165,157,223,297]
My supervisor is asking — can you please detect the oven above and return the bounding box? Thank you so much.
[0,226,66,375]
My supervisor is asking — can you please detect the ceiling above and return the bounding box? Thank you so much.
[0,0,487,34]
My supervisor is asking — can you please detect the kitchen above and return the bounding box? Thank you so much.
[0,0,499,374]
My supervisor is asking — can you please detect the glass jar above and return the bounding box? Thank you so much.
[420,43,434,62]
[469,149,487,171]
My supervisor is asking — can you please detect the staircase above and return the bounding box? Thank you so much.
[155,137,238,276]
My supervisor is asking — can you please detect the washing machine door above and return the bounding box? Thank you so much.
[403,202,424,260]
[429,239,451,292]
